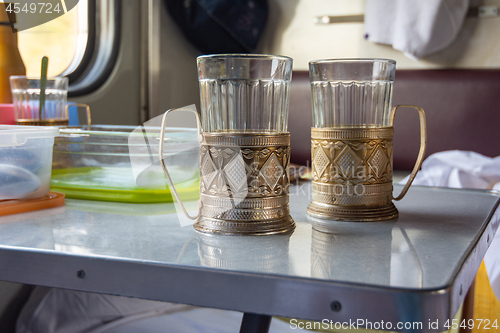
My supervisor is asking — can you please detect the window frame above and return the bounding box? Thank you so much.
[67,0,121,97]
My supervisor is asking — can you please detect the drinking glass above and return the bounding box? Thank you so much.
[160,54,295,235]
[307,59,426,221]
[10,76,68,126]
[11,76,91,127]
[198,54,291,133]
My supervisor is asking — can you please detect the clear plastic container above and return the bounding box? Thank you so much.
[0,125,59,200]
[51,125,200,203]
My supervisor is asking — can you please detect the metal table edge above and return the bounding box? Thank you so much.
[447,194,500,321]
[1,186,499,332]
[0,243,489,333]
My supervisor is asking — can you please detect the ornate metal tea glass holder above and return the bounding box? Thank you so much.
[159,108,295,235]
[307,105,427,222]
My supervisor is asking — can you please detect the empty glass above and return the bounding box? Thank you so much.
[160,54,295,235]
[307,59,427,222]
[310,59,395,128]
[197,54,291,133]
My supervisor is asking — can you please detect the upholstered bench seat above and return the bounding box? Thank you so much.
[289,70,500,170]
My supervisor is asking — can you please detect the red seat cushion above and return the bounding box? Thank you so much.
[289,70,500,170]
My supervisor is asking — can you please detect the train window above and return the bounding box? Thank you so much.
[16,0,120,96]
[18,0,88,77]
[67,0,120,96]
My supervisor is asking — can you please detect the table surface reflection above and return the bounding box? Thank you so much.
[0,182,499,331]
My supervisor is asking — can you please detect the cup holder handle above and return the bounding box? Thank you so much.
[390,105,427,201]
[66,103,91,127]
[159,106,204,220]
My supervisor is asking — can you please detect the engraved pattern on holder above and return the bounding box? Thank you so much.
[200,195,290,209]
[195,133,295,235]
[308,127,398,221]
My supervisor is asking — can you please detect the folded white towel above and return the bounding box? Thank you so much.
[401,150,500,299]
[364,0,470,59]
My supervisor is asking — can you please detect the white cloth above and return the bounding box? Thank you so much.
[400,150,500,299]
[16,287,194,333]
[364,0,470,59]
[16,287,306,333]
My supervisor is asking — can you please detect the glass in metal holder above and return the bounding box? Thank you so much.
[307,59,427,222]
[160,54,295,235]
